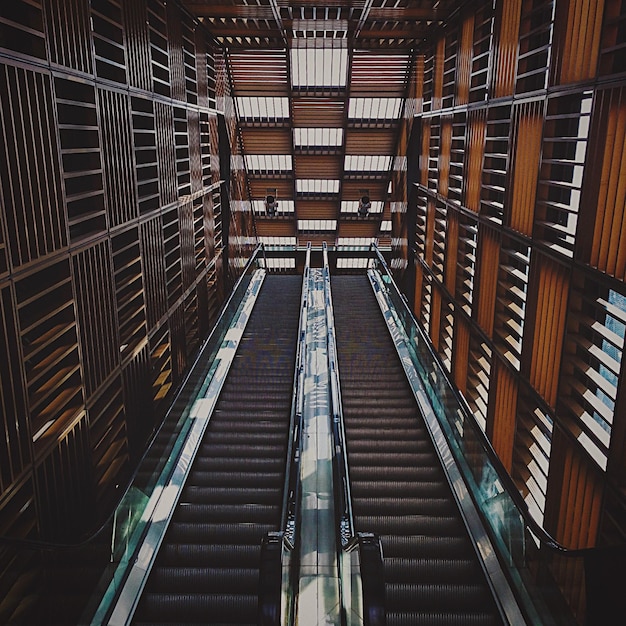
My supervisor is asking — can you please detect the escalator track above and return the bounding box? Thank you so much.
[131,274,302,626]
[331,275,503,626]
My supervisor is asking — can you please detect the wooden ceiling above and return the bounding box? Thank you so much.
[181,1,462,247]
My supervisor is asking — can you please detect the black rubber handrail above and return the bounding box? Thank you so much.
[0,243,267,551]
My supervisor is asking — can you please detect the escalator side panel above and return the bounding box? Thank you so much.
[132,275,302,626]
[331,275,503,626]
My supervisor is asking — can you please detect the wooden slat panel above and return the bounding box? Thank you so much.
[464,109,486,212]
[476,224,500,338]
[527,254,569,408]
[456,14,474,105]
[439,116,452,197]
[293,97,345,126]
[255,221,296,237]
[344,129,396,154]
[336,221,379,238]
[553,0,604,84]
[420,118,431,187]
[349,51,413,96]
[425,198,435,268]
[414,262,424,315]
[249,180,293,199]
[432,37,445,110]
[228,49,289,94]
[295,155,341,178]
[296,201,338,219]
[509,100,543,236]
[488,357,518,471]
[341,181,387,200]
[588,87,626,279]
[445,210,459,293]
[453,313,470,395]
[430,284,442,350]
[493,0,522,98]
[241,128,292,153]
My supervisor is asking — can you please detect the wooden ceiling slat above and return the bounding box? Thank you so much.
[337,221,379,238]
[256,221,297,236]
[241,128,292,153]
[344,129,396,153]
[249,180,294,198]
[295,200,338,219]
[292,98,346,126]
[294,155,342,178]
[341,181,388,200]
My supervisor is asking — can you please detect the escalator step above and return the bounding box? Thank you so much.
[174,503,280,523]
[384,557,483,583]
[355,514,466,536]
[353,496,457,516]
[347,439,426,454]
[350,480,450,498]
[155,544,261,568]
[136,593,256,622]
[348,452,440,467]
[166,522,274,543]
[349,465,443,482]
[191,457,284,473]
[187,471,283,488]
[197,443,285,458]
[147,567,258,593]
[386,583,495,612]
[386,612,501,626]
[381,535,476,559]
[183,486,281,504]
[204,431,286,445]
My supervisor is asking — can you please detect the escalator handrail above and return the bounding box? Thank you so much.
[0,243,267,551]
[279,242,311,540]
[368,242,597,557]
[258,244,312,626]
[321,242,355,543]
[322,243,386,626]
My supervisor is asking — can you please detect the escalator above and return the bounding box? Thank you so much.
[331,274,503,626]
[131,273,302,625]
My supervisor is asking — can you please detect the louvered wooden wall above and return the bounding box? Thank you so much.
[0,0,252,543]
[402,0,626,586]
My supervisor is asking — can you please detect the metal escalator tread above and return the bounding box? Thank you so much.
[331,275,503,626]
[132,274,302,625]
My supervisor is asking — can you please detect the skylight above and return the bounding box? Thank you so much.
[348,98,403,120]
[336,237,377,247]
[336,257,372,269]
[264,257,297,270]
[294,127,343,148]
[341,200,384,214]
[236,96,290,121]
[296,179,340,193]
[298,220,337,231]
[380,220,392,232]
[245,155,292,172]
[259,236,297,247]
[252,200,295,215]
[344,155,392,171]
[290,47,348,87]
